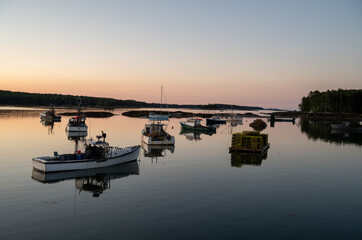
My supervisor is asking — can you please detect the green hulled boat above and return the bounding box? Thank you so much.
[179,118,216,132]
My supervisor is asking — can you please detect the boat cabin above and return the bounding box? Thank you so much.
[148,114,169,121]
[84,140,108,159]
[68,116,86,126]
[143,123,166,136]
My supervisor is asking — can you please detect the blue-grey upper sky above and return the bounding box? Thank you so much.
[0,0,361,109]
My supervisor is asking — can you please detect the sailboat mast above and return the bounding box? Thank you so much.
[160,85,163,114]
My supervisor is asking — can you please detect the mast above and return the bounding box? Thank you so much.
[77,97,82,120]
[160,85,163,115]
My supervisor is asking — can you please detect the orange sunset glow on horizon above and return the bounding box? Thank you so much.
[0,1,361,110]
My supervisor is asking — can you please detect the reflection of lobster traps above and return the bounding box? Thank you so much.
[230,151,268,168]
[229,131,270,153]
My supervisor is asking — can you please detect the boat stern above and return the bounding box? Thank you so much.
[32,158,47,172]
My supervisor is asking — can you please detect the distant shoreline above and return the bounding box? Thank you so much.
[0,89,269,111]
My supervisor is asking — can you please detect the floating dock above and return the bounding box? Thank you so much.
[229,131,270,153]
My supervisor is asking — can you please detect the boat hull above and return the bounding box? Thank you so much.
[33,145,140,173]
[32,161,139,183]
[180,122,216,132]
[142,133,175,145]
[66,125,88,132]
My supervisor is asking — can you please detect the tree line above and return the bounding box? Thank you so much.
[0,90,263,110]
[200,103,262,111]
[0,90,147,107]
[299,89,362,113]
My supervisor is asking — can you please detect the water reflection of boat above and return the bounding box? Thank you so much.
[179,128,215,141]
[67,130,88,140]
[180,118,216,133]
[142,142,174,160]
[206,116,226,125]
[331,122,362,131]
[41,118,61,134]
[226,114,243,124]
[33,131,140,172]
[230,120,243,127]
[230,151,268,168]
[41,117,61,125]
[32,161,139,197]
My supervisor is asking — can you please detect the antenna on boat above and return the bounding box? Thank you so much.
[76,97,83,115]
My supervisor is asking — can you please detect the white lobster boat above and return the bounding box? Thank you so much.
[65,97,88,132]
[142,119,175,145]
[141,86,175,146]
[66,116,88,132]
[33,132,140,173]
[40,105,61,121]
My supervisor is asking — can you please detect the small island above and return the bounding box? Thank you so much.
[122,110,261,119]
[60,111,115,118]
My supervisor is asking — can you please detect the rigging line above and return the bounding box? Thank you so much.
[162,86,170,114]
[160,85,162,114]
[74,180,77,216]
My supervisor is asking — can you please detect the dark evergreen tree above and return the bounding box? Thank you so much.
[299,89,362,113]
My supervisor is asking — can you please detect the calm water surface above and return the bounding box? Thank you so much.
[0,108,361,240]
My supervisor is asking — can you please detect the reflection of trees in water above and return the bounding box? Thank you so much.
[249,119,267,131]
[299,118,362,146]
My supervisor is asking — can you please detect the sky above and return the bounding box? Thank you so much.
[0,0,361,110]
